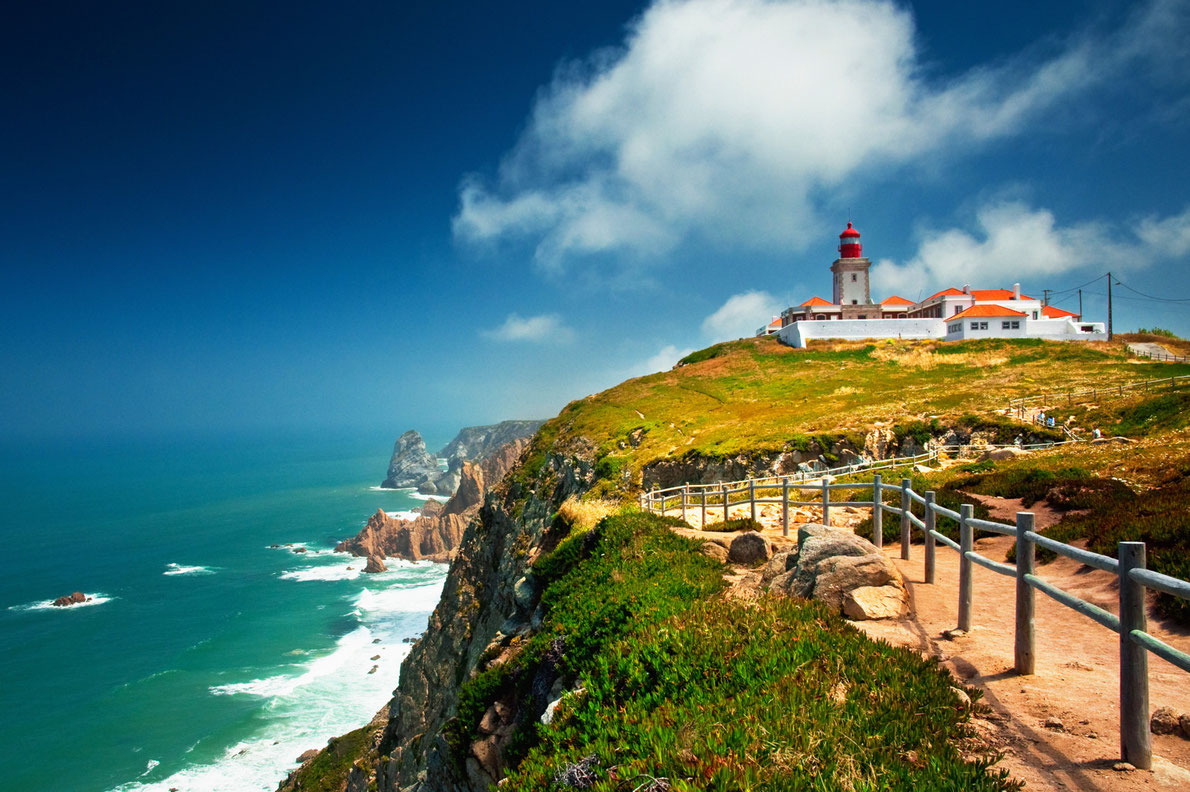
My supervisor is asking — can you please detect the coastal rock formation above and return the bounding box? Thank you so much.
[339,437,532,564]
[52,591,88,607]
[417,420,544,496]
[438,420,544,469]
[381,430,439,490]
[364,555,388,574]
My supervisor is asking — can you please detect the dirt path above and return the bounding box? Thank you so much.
[848,498,1190,790]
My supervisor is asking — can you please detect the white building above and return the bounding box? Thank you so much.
[771,223,1107,348]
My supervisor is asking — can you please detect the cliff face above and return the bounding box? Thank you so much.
[340,438,532,564]
[438,420,544,467]
[375,450,594,792]
[382,431,440,490]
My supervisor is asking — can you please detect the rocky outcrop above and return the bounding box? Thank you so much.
[769,525,907,620]
[419,421,543,496]
[52,591,88,607]
[438,420,544,469]
[339,438,532,564]
[382,430,439,490]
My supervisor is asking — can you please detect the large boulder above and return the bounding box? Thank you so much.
[728,531,772,565]
[770,526,907,618]
[364,555,388,574]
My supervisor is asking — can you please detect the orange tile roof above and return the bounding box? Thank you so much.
[970,288,1035,301]
[923,287,967,301]
[799,296,833,307]
[951,304,1029,320]
[880,295,914,305]
[1041,305,1080,319]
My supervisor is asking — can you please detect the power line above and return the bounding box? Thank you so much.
[1112,277,1190,304]
[1046,273,1108,298]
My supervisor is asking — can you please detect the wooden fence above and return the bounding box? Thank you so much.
[642,473,1190,770]
[1009,372,1190,412]
[1130,347,1189,364]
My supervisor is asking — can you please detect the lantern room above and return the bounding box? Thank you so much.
[838,221,862,258]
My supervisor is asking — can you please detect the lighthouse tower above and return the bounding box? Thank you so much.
[830,221,872,306]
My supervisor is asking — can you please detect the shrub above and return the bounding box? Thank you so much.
[701,517,764,533]
[556,496,620,532]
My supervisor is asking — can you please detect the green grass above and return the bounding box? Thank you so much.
[449,513,1018,790]
[518,335,1174,499]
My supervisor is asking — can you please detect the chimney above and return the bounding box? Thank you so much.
[962,284,970,294]
[1012,283,1021,300]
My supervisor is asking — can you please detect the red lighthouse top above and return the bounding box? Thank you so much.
[838,221,862,258]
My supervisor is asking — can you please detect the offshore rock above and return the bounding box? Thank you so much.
[52,591,87,607]
[382,430,439,490]
[364,555,388,574]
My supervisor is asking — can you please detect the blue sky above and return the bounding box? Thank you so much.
[4,0,1189,443]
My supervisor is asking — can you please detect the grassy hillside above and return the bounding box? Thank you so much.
[526,335,1189,493]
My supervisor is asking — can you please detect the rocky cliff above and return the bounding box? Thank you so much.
[381,431,440,490]
[438,420,544,467]
[340,438,533,565]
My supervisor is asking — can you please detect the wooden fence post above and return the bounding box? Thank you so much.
[782,478,790,537]
[821,478,831,526]
[900,477,912,560]
[924,491,936,584]
[700,487,706,527]
[958,504,973,632]
[681,485,688,522]
[722,484,729,523]
[1014,512,1035,675]
[749,480,757,523]
[660,490,667,517]
[1119,541,1151,770]
[872,473,882,547]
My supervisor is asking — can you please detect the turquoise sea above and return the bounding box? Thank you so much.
[0,431,448,792]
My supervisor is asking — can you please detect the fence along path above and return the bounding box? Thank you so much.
[642,472,1190,770]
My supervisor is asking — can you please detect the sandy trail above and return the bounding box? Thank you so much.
[847,497,1190,791]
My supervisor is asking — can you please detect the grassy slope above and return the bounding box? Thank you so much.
[531,335,1189,491]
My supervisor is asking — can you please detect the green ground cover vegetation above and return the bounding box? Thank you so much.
[465,512,1018,790]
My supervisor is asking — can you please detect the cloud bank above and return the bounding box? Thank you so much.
[454,0,1185,270]
[871,202,1190,297]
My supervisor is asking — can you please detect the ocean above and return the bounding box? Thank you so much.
[0,431,448,792]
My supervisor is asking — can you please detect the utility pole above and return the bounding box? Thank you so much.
[1107,272,1113,340]
[1042,289,1052,307]
[1078,289,1083,319]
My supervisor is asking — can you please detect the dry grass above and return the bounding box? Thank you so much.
[557,496,620,531]
[869,339,1008,369]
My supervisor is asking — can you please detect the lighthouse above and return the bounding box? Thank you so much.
[830,221,872,306]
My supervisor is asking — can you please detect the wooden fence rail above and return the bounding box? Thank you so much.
[1008,372,1190,411]
[641,473,1190,770]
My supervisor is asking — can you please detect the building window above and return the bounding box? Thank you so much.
[954,306,962,315]
[971,321,988,330]
[1002,320,1020,329]
[948,323,960,333]
[851,273,857,282]
[858,315,867,320]
[1033,311,1039,319]
[815,314,826,320]
[851,300,858,305]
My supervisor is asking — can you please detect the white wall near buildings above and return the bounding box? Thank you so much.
[778,318,946,348]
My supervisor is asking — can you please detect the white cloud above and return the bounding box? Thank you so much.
[870,202,1190,296]
[701,290,783,341]
[483,313,574,343]
[641,344,696,374]
[454,0,1186,269]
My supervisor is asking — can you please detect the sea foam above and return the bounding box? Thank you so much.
[163,563,215,576]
